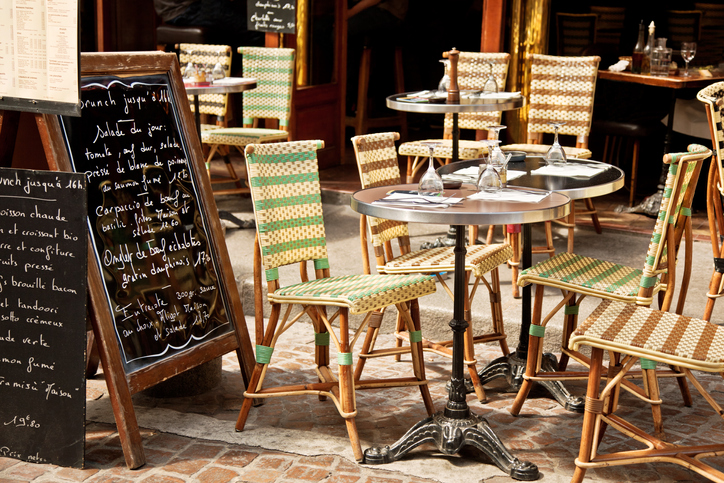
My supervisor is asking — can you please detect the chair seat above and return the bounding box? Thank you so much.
[570,299,724,372]
[518,252,661,301]
[398,139,486,160]
[381,243,513,278]
[501,144,592,159]
[202,127,289,146]
[269,273,436,315]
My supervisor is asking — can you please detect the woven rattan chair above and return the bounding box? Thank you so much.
[235,140,436,461]
[502,53,601,256]
[510,144,712,431]
[698,81,724,321]
[200,47,295,195]
[556,13,598,56]
[398,52,511,183]
[351,132,513,402]
[569,299,724,483]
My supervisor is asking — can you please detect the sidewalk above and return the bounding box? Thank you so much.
[1,159,720,483]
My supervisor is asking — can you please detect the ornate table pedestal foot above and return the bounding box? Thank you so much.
[476,351,585,413]
[363,410,539,481]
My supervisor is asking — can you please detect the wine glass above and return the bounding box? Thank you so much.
[680,42,696,77]
[418,142,444,197]
[437,60,450,95]
[478,157,502,194]
[482,61,498,94]
[212,53,226,80]
[545,121,567,167]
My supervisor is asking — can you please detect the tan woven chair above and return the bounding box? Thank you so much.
[501,53,601,255]
[510,144,712,433]
[351,132,512,402]
[698,81,724,321]
[200,47,295,195]
[569,299,724,483]
[398,52,510,183]
[235,140,436,461]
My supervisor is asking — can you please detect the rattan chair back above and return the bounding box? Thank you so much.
[239,47,295,127]
[178,43,232,119]
[526,53,600,139]
[244,139,328,278]
[351,132,410,251]
[697,82,724,193]
[442,52,511,133]
[555,13,598,56]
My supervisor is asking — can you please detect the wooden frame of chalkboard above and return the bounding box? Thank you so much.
[45,52,255,469]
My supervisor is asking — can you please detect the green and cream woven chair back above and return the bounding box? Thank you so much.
[244,139,328,276]
[442,52,511,135]
[240,47,295,128]
[697,81,724,193]
[351,132,410,251]
[179,43,232,123]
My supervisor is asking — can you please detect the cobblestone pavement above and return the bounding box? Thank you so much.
[2,323,724,483]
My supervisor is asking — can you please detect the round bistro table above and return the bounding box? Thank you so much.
[438,157,625,411]
[350,184,570,480]
[183,78,257,137]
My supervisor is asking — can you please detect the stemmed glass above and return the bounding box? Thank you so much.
[545,121,567,167]
[680,42,697,77]
[437,60,450,95]
[482,61,498,94]
[212,53,226,80]
[418,142,444,197]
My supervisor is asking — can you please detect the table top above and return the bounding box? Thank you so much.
[437,156,625,201]
[183,77,257,95]
[386,91,525,114]
[597,70,724,89]
[350,184,570,226]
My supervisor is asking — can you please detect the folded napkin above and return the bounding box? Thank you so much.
[468,188,550,203]
[372,192,463,208]
[608,60,629,72]
[443,168,526,183]
[531,164,607,179]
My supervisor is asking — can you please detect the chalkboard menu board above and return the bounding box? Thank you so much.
[247,0,296,34]
[0,168,87,468]
[59,75,231,373]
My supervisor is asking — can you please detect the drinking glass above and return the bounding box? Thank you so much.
[437,60,450,95]
[545,121,567,167]
[478,155,502,194]
[418,142,444,197]
[212,53,226,80]
[680,42,696,77]
[487,124,506,142]
[482,61,498,94]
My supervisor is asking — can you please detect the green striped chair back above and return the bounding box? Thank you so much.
[179,43,232,118]
[697,81,724,194]
[240,47,295,128]
[351,132,410,247]
[244,140,327,280]
[638,144,711,296]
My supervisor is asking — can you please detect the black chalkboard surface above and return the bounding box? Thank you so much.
[0,168,87,468]
[247,0,296,34]
[60,75,232,373]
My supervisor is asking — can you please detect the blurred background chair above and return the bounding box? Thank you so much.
[351,131,513,402]
[556,13,598,56]
[501,53,601,255]
[398,52,511,183]
[695,3,724,66]
[200,47,295,195]
[663,9,702,53]
[236,139,437,462]
[589,6,625,51]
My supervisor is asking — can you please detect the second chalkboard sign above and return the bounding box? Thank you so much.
[247,0,297,34]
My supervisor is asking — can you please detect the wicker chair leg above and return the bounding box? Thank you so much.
[400,301,435,416]
[571,347,605,483]
[558,295,579,372]
[463,272,486,402]
[353,310,383,382]
[508,225,521,298]
[406,155,416,183]
[338,308,363,461]
[584,197,602,234]
[510,284,546,416]
[489,267,510,356]
[642,367,665,439]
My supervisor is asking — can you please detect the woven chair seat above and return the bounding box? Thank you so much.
[398,139,486,160]
[501,144,592,159]
[269,273,436,315]
[201,127,289,146]
[518,252,658,301]
[570,299,724,371]
[382,243,513,278]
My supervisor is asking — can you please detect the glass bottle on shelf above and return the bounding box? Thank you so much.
[631,20,645,74]
[641,21,655,75]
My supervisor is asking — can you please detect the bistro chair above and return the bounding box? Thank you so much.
[200,46,295,195]
[555,13,598,56]
[569,299,724,483]
[235,140,437,461]
[510,144,712,434]
[697,81,724,321]
[398,52,511,183]
[351,131,513,402]
[501,53,601,255]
